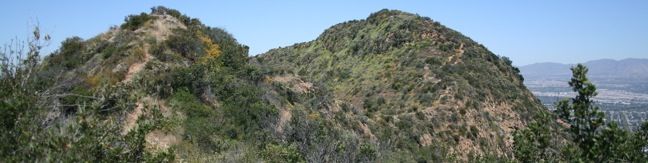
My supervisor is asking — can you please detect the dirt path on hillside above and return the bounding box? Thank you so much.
[124,44,152,82]
[276,109,292,134]
[122,98,147,135]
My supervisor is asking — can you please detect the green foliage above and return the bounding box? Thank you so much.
[501,56,523,81]
[121,12,154,31]
[16,7,648,163]
[158,25,249,70]
[0,7,270,162]
[554,64,606,159]
[259,8,546,162]
[169,88,223,151]
[1,105,172,162]
[151,6,196,27]
[596,122,633,161]
[319,9,432,55]
[357,143,377,162]
[0,27,174,162]
[39,106,174,162]
[516,64,648,162]
[165,29,204,61]
[261,144,305,163]
[633,122,648,159]
[159,45,275,153]
[45,37,88,69]
[0,26,49,160]
[204,27,249,69]
[513,112,563,162]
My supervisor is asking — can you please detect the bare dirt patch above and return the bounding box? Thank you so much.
[276,109,292,134]
[122,98,146,135]
[419,133,433,146]
[141,14,187,41]
[358,122,376,140]
[123,44,152,83]
[122,97,173,135]
[269,75,314,94]
[123,14,186,83]
[145,130,180,151]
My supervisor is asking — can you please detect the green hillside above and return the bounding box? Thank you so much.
[257,9,551,161]
[2,7,645,162]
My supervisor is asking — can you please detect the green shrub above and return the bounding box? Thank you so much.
[261,144,305,163]
[358,143,377,162]
[169,88,221,151]
[165,29,203,61]
[121,12,153,31]
[43,36,94,71]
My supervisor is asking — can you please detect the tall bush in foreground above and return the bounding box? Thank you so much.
[516,64,648,162]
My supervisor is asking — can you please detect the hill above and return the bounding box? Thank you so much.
[257,9,552,160]
[1,7,557,162]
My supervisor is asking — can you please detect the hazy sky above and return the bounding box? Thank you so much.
[2,0,647,66]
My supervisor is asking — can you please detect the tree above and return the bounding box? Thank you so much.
[554,64,605,159]
[0,26,49,159]
[515,64,648,162]
[627,121,648,160]
[513,112,561,162]
[597,122,631,161]
[1,25,174,162]
[261,144,305,163]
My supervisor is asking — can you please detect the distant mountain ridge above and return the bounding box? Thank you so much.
[521,58,648,81]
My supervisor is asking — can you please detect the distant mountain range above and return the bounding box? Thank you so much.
[520,58,648,82]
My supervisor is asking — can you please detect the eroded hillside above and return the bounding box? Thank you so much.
[1,7,558,162]
[257,9,552,160]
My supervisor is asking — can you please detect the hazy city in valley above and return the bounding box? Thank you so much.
[521,58,648,129]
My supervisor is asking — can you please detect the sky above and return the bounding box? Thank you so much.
[1,1,647,66]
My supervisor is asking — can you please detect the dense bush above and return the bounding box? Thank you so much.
[121,12,154,31]
[165,29,203,61]
[0,27,173,162]
[261,144,305,163]
[204,27,249,69]
[150,6,194,27]
[45,37,88,69]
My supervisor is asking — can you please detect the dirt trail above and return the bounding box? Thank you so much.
[123,44,152,82]
[270,75,314,93]
[123,15,185,83]
[145,130,180,151]
[452,43,465,64]
[276,109,292,134]
[122,97,147,135]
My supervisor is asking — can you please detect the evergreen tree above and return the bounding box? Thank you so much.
[554,64,605,159]
[513,112,561,162]
[597,122,631,161]
[629,122,648,160]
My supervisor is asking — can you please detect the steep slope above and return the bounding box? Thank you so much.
[5,7,555,162]
[29,7,281,162]
[257,9,548,160]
